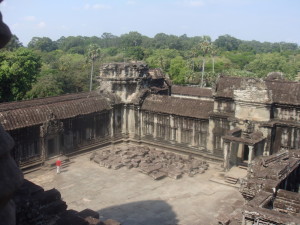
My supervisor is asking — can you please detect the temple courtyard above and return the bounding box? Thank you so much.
[25,147,244,225]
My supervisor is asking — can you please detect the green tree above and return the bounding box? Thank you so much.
[87,44,101,91]
[0,48,41,102]
[56,36,85,54]
[214,34,241,51]
[145,49,180,71]
[28,37,57,52]
[225,52,255,69]
[100,32,120,48]
[199,40,212,87]
[210,44,218,74]
[153,33,169,49]
[26,71,63,98]
[120,31,143,47]
[168,56,191,84]
[124,47,145,61]
[244,53,297,79]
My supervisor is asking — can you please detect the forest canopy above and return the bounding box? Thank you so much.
[0,32,299,102]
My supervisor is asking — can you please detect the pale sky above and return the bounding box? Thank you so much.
[1,0,299,46]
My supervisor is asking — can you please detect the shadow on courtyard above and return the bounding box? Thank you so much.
[98,200,178,225]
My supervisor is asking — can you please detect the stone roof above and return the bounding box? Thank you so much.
[265,80,300,106]
[0,92,111,131]
[141,94,213,119]
[214,76,242,98]
[172,85,213,98]
[223,131,265,146]
[215,75,300,106]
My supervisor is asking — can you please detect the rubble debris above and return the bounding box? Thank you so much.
[218,149,300,225]
[91,145,209,180]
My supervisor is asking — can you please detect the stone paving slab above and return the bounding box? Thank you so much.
[25,149,244,225]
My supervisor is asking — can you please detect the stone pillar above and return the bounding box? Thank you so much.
[153,114,157,138]
[248,145,254,165]
[110,108,114,138]
[122,104,127,135]
[136,106,141,138]
[170,115,175,142]
[139,109,143,138]
[177,121,182,143]
[192,120,196,146]
[223,141,231,171]
[207,119,215,154]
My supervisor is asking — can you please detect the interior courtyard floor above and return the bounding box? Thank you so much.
[25,149,244,225]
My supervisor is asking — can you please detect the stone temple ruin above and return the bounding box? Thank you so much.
[0,62,300,224]
[91,145,209,180]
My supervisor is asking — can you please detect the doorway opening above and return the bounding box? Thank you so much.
[243,145,249,162]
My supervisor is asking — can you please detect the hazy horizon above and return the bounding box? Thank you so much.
[1,0,299,46]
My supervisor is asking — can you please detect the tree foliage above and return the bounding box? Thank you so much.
[1,33,299,101]
[28,37,57,52]
[0,48,41,102]
[244,53,298,79]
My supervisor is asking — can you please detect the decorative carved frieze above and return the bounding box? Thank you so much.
[40,112,64,137]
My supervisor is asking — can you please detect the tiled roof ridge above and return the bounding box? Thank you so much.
[0,92,100,112]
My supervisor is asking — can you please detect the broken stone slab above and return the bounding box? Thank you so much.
[174,162,184,169]
[167,165,182,174]
[149,171,167,180]
[90,152,97,161]
[191,159,202,169]
[110,149,122,155]
[139,162,148,168]
[138,167,149,174]
[198,168,205,174]
[126,164,133,169]
[138,163,160,174]
[93,156,102,164]
[119,146,129,151]
[167,172,182,180]
[160,167,182,180]
[136,150,148,157]
[216,213,231,225]
[188,170,198,177]
[132,162,139,168]
[147,164,162,173]
[132,158,141,164]
[111,162,124,170]
[99,160,111,169]
[121,158,131,163]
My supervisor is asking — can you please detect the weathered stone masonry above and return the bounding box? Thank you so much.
[1,62,300,225]
[0,63,299,171]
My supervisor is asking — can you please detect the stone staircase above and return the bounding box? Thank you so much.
[225,176,239,185]
[238,165,248,170]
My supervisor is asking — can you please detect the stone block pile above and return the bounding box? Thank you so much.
[91,145,209,180]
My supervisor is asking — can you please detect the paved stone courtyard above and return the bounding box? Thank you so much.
[25,148,244,225]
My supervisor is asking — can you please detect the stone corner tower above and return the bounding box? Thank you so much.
[97,62,149,103]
